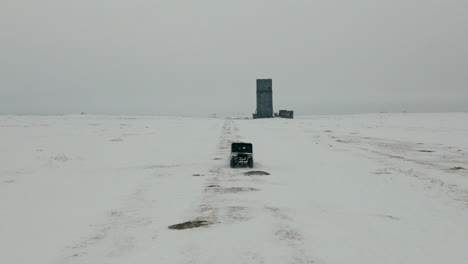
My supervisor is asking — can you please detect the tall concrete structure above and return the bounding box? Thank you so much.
[255,79,273,118]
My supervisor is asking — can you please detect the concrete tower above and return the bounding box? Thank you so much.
[256,79,273,118]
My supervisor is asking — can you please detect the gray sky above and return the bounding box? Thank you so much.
[1,0,467,115]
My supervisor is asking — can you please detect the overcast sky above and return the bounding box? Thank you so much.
[1,0,467,115]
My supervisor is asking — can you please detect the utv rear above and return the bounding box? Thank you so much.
[230,142,254,168]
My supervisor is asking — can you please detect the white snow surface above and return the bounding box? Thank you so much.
[1,113,468,264]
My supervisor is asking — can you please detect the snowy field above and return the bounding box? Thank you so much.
[1,113,468,264]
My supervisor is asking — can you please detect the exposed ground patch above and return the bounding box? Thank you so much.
[244,171,270,176]
[377,214,401,221]
[450,167,466,171]
[52,154,69,162]
[275,229,303,242]
[168,220,212,230]
[336,139,352,143]
[373,169,392,175]
[417,150,434,153]
[2,179,16,184]
[217,187,260,194]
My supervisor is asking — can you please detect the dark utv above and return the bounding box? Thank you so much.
[230,142,253,168]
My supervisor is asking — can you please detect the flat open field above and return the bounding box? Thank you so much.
[1,113,468,264]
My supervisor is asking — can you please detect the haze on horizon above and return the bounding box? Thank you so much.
[1,0,467,116]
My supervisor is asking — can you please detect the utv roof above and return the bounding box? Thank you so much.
[231,142,253,153]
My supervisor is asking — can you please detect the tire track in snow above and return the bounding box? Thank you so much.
[191,119,318,264]
[333,135,468,208]
[61,173,162,264]
[265,206,316,264]
[197,119,244,224]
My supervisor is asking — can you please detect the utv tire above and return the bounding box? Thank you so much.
[248,159,254,168]
[230,159,236,168]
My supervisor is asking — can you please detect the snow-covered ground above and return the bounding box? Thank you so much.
[1,113,468,264]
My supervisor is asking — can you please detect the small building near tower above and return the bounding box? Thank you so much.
[279,110,294,119]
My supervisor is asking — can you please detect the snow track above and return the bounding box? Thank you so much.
[180,119,317,263]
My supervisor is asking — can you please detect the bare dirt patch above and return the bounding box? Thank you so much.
[377,214,401,221]
[52,154,69,162]
[450,167,466,171]
[275,229,303,242]
[168,220,212,230]
[418,150,434,153]
[2,179,16,184]
[218,187,260,193]
[336,139,352,143]
[244,171,270,176]
[373,169,392,175]
[192,174,204,177]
